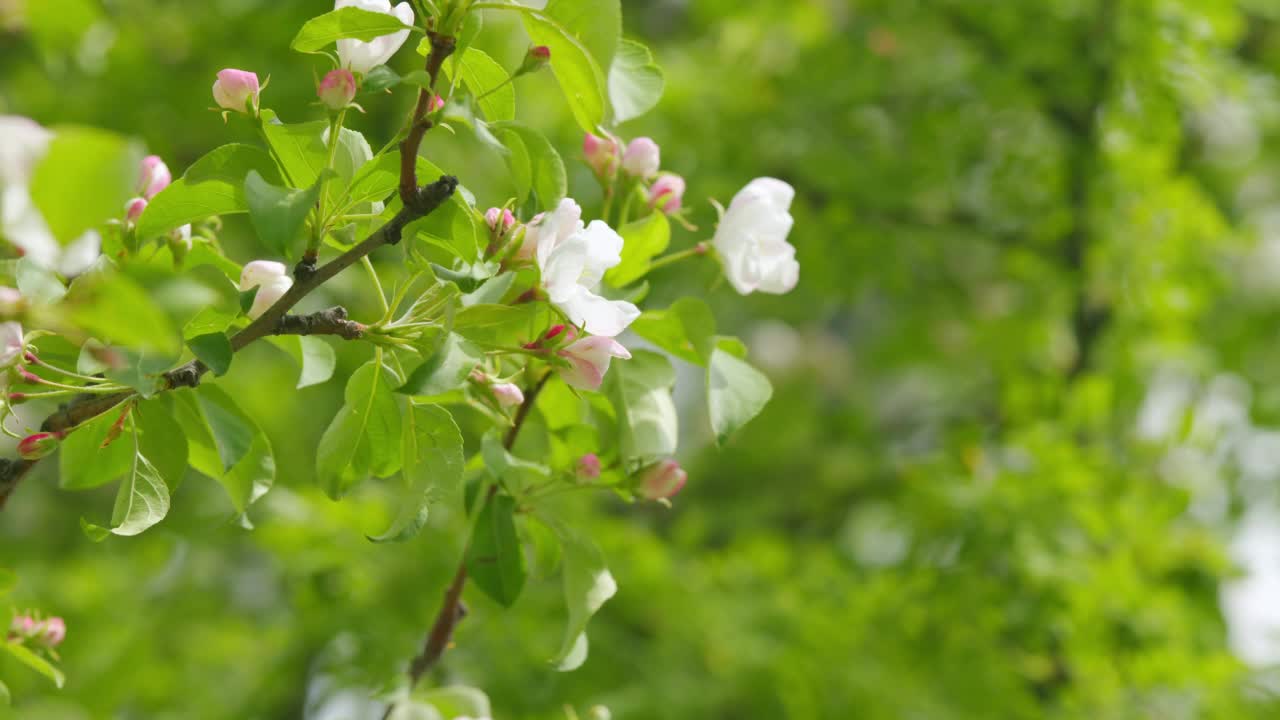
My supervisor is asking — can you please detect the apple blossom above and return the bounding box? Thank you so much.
[622,137,660,179]
[577,453,601,480]
[557,335,632,391]
[490,382,525,408]
[136,155,171,198]
[712,177,799,295]
[637,459,687,500]
[0,321,23,368]
[527,199,640,337]
[335,0,414,75]
[124,197,147,223]
[212,69,261,114]
[17,432,61,460]
[648,173,686,214]
[239,260,293,319]
[318,68,357,110]
[583,133,620,178]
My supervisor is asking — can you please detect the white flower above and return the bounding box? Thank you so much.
[335,0,414,75]
[0,321,24,369]
[0,116,103,276]
[712,177,799,295]
[528,199,640,338]
[239,260,293,319]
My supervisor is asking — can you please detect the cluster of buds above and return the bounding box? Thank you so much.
[576,453,601,481]
[584,133,686,218]
[9,614,66,648]
[483,206,518,257]
[122,155,172,228]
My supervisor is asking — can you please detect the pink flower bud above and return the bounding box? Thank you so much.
[648,173,686,214]
[583,133,621,178]
[490,382,525,408]
[17,432,61,460]
[484,207,515,234]
[637,459,687,500]
[622,137,660,178]
[124,197,148,223]
[212,69,261,115]
[431,94,445,112]
[38,617,65,647]
[10,615,36,637]
[577,453,601,480]
[557,336,631,391]
[137,155,171,198]
[317,68,357,110]
[518,45,551,75]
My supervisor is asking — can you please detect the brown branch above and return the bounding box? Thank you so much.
[384,372,552,717]
[399,31,457,206]
[0,177,458,508]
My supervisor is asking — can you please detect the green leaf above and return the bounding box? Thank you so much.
[30,126,142,244]
[707,347,773,445]
[197,386,256,472]
[411,686,491,719]
[267,335,337,389]
[182,306,238,340]
[606,349,678,466]
[444,48,515,122]
[133,397,188,491]
[245,170,324,257]
[454,302,550,347]
[466,494,526,607]
[608,38,665,124]
[65,274,180,355]
[174,387,275,514]
[481,432,551,491]
[493,123,567,212]
[1,641,65,688]
[59,406,132,490]
[137,143,281,239]
[261,113,371,206]
[317,360,403,499]
[551,526,617,671]
[106,452,170,536]
[605,211,669,287]
[187,332,233,376]
[291,6,413,53]
[344,153,401,209]
[517,9,608,133]
[398,333,482,397]
[546,0,621,78]
[369,403,464,543]
[630,297,716,366]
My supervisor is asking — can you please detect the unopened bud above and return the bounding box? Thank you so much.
[577,453,601,481]
[124,197,148,224]
[317,68,357,110]
[431,94,445,112]
[622,137,661,179]
[38,617,65,647]
[637,459,687,500]
[490,382,525,408]
[137,155,171,198]
[17,432,61,460]
[212,68,261,115]
[517,45,551,75]
[583,133,620,179]
[484,207,515,234]
[648,173,686,214]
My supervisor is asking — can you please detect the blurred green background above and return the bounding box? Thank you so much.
[9,0,1280,717]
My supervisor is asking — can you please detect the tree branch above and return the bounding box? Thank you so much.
[383,371,552,718]
[0,176,458,508]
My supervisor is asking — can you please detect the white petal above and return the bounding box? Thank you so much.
[579,220,623,287]
[559,289,640,338]
[0,321,24,368]
[240,260,288,291]
[534,198,584,272]
[58,230,101,277]
[249,276,293,319]
[0,116,53,187]
[738,177,795,211]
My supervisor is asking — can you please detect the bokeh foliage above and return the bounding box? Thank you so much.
[6,0,1280,717]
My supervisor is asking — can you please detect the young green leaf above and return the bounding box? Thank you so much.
[545,0,621,78]
[707,347,773,445]
[606,350,678,466]
[369,402,464,543]
[317,360,403,499]
[551,525,617,671]
[137,143,281,239]
[630,297,716,366]
[291,6,413,53]
[465,494,527,607]
[59,407,133,490]
[608,39,665,123]
[516,9,607,133]
[244,170,324,257]
[398,333,482,397]
[1,641,65,688]
[187,332,234,376]
[444,48,515,122]
[493,123,567,211]
[267,335,338,389]
[604,211,670,287]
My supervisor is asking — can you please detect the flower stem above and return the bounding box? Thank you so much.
[645,243,708,275]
